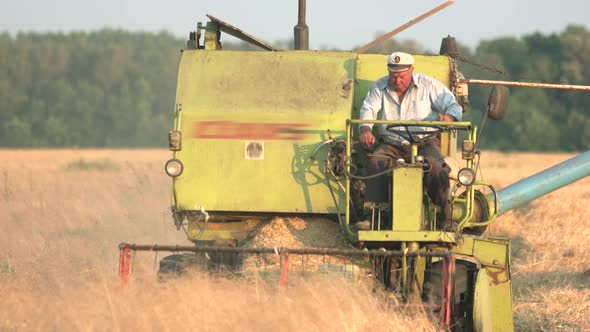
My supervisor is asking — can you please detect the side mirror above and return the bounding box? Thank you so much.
[487,85,509,120]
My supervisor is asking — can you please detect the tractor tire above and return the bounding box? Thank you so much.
[206,251,243,274]
[157,254,186,280]
[373,256,394,289]
[157,253,207,280]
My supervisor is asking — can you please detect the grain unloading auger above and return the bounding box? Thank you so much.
[118,1,590,331]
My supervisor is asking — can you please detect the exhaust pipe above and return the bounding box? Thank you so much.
[294,0,309,50]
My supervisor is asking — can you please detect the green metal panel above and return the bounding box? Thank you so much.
[392,167,423,231]
[474,268,514,331]
[357,230,457,242]
[449,237,511,268]
[173,50,356,213]
[487,267,514,331]
[473,238,510,267]
[473,270,493,332]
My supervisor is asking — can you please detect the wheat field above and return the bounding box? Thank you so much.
[0,149,588,331]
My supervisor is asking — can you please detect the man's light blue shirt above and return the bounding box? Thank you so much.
[359,73,463,144]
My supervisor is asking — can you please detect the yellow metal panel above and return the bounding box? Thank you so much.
[474,270,493,332]
[177,50,356,114]
[443,237,510,268]
[474,268,514,332]
[440,131,457,157]
[392,167,423,231]
[488,269,514,331]
[173,50,356,213]
[473,238,509,267]
[358,230,457,242]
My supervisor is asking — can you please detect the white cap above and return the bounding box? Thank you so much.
[387,52,414,72]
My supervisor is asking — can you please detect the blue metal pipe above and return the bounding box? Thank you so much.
[493,150,590,215]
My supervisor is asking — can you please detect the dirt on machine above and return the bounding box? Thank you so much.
[118,1,590,331]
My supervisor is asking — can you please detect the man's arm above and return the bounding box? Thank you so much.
[428,77,462,121]
[439,113,456,122]
[359,125,375,146]
[358,85,383,147]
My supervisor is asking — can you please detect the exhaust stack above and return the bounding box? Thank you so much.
[294,0,309,50]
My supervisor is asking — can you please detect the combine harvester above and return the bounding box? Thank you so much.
[119,1,590,330]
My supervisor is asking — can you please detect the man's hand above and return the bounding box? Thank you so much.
[439,114,456,122]
[359,126,375,147]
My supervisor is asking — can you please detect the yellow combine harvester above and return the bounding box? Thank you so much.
[119,2,590,331]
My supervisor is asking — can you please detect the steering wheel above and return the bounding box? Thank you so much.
[385,124,442,144]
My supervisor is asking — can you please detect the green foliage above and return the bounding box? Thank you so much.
[0,30,180,147]
[0,26,588,151]
[64,158,120,171]
[460,24,590,151]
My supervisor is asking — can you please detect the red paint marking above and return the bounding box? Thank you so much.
[279,250,289,288]
[440,255,455,328]
[193,121,310,140]
[118,248,132,287]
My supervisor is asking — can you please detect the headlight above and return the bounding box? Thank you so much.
[165,159,184,178]
[457,168,475,186]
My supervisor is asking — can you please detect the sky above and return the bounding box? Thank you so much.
[1,0,589,52]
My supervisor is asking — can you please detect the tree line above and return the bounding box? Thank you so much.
[0,30,180,147]
[0,26,588,151]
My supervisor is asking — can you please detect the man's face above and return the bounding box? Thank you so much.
[388,67,413,92]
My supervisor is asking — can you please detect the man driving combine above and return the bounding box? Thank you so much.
[356,51,462,230]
